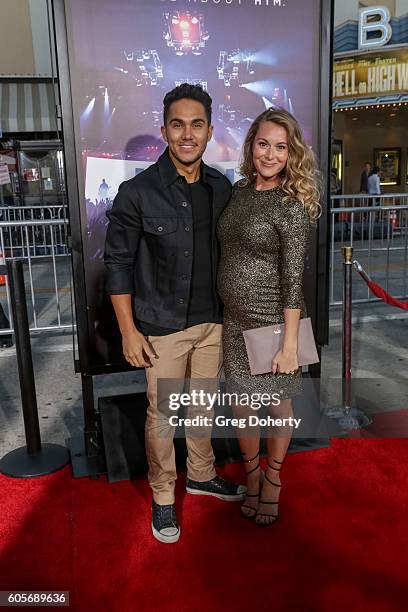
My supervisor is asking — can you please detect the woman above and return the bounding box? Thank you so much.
[217,108,321,526]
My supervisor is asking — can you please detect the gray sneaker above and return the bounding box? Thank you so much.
[151,500,180,544]
[186,475,246,501]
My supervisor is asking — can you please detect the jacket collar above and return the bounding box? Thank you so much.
[157,147,220,188]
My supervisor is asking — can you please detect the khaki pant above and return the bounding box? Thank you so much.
[145,323,223,505]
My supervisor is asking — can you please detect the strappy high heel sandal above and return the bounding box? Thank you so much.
[240,451,264,520]
[255,458,283,526]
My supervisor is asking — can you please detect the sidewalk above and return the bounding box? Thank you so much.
[1,301,407,457]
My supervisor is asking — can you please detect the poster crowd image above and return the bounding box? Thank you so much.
[61,0,324,371]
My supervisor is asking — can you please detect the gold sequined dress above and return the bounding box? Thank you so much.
[217,183,310,399]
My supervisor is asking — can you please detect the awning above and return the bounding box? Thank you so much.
[0,81,57,133]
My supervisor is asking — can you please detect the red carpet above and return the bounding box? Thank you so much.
[1,438,407,612]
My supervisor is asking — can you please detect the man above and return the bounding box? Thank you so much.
[360,161,372,193]
[367,165,381,197]
[98,178,110,202]
[104,84,245,544]
[367,165,381,212]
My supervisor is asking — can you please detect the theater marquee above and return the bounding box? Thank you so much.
[333,49,408,99]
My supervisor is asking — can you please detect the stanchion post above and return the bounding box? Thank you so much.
[342,246,353,411]
[325,246,371,430]
[7,259,42,455]
[0,259,69,478]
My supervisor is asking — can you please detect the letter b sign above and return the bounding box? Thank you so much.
[358,6,392,49]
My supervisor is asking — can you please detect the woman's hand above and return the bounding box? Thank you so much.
[272,348,299,375]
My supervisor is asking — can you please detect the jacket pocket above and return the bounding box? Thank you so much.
[142,216,178,235]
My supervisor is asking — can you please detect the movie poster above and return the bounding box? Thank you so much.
[63,0,323,370]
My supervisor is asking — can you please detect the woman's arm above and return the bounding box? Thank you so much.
[272,309,301,374]
[282,308,300,352]
[273,199,310,374]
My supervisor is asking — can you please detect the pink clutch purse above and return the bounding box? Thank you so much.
[242,317,319,375]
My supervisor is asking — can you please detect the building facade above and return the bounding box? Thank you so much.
[332,0,408,194]
[0,0,63,207]
[0,0,57,136]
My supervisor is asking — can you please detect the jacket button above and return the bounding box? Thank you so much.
[184,250,190,257]
[178,298,185,304]
[157,226,163,232]
[181,274,188,281]
[184,225,190,232]
[181,201,188,207]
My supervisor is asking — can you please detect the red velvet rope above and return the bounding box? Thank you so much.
[354,261,408,311]
[365,280,408,311]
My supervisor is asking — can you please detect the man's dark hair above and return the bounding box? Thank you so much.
[372,166,380,174]
[365,161,372,166]
[163,83,212,125]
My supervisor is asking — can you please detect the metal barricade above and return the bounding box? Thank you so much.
[330,194,408,306]
[0,206,68,258]
[0,205,67,222]
[0,219,73,335]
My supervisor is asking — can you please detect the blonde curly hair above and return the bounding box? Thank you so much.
[239,108,322,221]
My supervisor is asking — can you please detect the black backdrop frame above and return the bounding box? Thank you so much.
[51,0,334,461]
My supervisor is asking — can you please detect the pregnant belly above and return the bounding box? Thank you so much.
[218,262,281,312]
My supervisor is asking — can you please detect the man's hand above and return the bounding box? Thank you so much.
[122,328,157,368]
[109,295,157,368]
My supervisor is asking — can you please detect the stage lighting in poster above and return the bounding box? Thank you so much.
[218,103,245,130]
[175,79,208,91]
[217,49,255,87]
[163,11,209,56]
[121,49,164,86]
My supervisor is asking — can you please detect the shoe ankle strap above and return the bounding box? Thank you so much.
[267,458,283,472]
[243,451,260,476]
[243,451,259,464]
[264,471,282,488]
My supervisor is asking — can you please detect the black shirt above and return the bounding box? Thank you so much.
[138,177,216,336]
[360,170,371,193]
